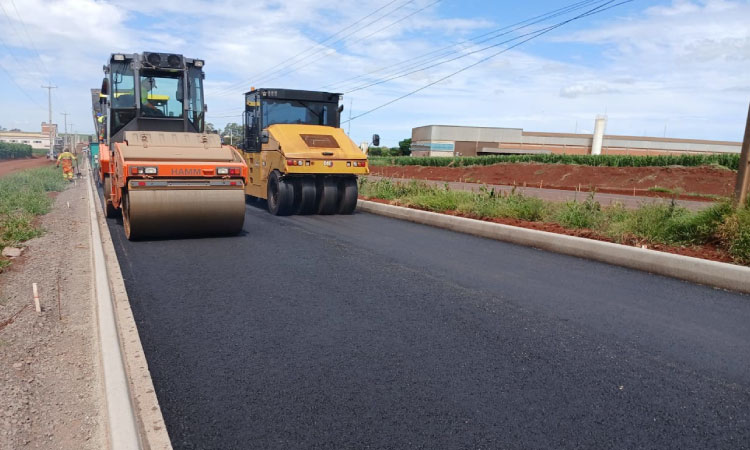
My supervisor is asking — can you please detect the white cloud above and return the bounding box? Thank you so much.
[1,0,749,145]
[560,83,620,98]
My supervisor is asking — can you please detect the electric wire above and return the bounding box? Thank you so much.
[8,0,49,76]
[321,0,602,91]
[336,0,607,93]
[212,0,407,97]
[0,0,47,77]
[342,0,632,124]
[0,59,45,109]
[214,0,418,97]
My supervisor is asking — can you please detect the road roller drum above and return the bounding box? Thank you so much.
[123,187,246,240]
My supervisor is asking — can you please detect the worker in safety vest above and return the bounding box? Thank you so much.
[56,150,77,181]
[140,77,163,117]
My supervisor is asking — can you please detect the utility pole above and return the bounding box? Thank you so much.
[735,103,750,207]
[42,84,57,159]
[70,124,75,154]
[61,113,69,151]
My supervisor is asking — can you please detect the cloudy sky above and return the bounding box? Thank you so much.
[0,0,748,145]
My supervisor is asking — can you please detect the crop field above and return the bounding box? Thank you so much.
[0,142,33,159]
[370,153,741,170]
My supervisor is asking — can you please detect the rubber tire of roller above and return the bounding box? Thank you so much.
[267,171,294,216]
[294,177,318,215]
[337,177,358,215]
[316,177,338,215]
[103,175,118,218]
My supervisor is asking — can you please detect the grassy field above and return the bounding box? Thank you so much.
[0,166,68,270]
[359,178,750,266]
[370,153,740,170]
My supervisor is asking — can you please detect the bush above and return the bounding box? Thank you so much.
[0,142,33,159]
[0,167,68,262]
[552,193,604,229]
[719,207,750,264]
[369,153,741,170]
[359,176,750,266]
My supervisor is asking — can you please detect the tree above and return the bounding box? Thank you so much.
[221,122,243,146]
[398,138,411,156]
[206,122,217,133]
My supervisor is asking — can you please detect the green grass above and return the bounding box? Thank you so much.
[369,153,740,170]
[359,177,750,266]
[0,166,68,268]
[32,148,49,157]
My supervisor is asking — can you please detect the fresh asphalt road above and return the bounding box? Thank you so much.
[107,199,750,449]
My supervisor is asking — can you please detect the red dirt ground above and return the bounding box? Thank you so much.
[0,156,54,177]
[371,163,736,199]
[361,196,736,265]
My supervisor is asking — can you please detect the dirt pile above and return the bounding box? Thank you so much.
[371,163,736,198]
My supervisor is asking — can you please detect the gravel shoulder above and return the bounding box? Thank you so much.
[0,178,104,449]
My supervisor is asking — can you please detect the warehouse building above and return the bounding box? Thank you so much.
[0,123,57,150]
[411,123,741,157]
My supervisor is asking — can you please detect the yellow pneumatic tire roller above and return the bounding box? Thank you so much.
[123,188,246,240]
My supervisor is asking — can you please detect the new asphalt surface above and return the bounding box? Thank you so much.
[106,198,750,449]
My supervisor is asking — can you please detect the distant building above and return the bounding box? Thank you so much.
[411,124,741,157]
[0,122,57,150]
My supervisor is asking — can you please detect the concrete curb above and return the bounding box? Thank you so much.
[357,200,750,295]
[86,163,172,449]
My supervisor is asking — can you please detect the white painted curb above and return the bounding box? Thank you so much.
[357,200,750,295]
[86,162,141,449]
[85,161,173,450]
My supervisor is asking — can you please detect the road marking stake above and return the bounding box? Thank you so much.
[32,283,41,314]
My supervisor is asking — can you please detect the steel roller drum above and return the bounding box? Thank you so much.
[124,188,245,239]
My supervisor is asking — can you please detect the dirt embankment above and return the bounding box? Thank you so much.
[0,157,54,178]
[371,163,736,198]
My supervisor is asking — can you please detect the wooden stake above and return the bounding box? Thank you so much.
[32,283,41,314]
[57,275,62,321]
[735,103,750,207]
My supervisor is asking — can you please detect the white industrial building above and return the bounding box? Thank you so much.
[0,123,57,150]
[411,121,741,157]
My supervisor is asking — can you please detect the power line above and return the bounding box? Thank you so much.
[322,0,599,90]
[343,0,631,124]
[330,0,605,93]
[212,0,405,97]
[8,0,50,76]
[0,0,46,77]
[252,0,418,86]
[214,0,418,97]
[280,0,442,90]
[0,59,45,109]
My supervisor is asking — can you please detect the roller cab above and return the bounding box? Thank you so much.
[241,88,368,215]
[96,52,248,240]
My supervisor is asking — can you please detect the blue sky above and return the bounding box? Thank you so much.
[1,0,749,146]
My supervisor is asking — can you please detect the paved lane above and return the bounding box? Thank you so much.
[108,201,750,449]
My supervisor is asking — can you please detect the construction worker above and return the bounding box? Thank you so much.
[56,150,77,181]
[140,77,164,117]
